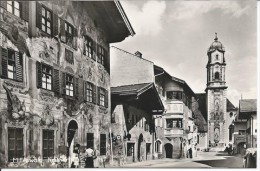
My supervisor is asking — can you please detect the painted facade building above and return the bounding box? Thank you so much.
[206,34,236,149]
[153,65,200,159]
[0,1,134,168]
[110,47,164,165]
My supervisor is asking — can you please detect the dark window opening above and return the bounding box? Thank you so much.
[100,134,106,155]
[8,128,23,162]
[87,133,94,149]
[127,143,134,156]
[42,129,54,159]
[65,22,74,44]
[65,49,74,64]
[215,72,220,80]
[166,91,182,100]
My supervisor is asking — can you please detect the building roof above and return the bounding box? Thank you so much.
[82,1,135,43]
[227,99,237,111]
[196,93,207,122]
[111,83,164,114]
[154,65,196,97]
[239,99,257,113]
[208,33,225,53]
[111,83,152,95]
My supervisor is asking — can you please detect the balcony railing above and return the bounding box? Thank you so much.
[165,101,184,114]
[164,128,183,137]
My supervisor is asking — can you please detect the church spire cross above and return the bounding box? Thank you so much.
[214,32,218,41]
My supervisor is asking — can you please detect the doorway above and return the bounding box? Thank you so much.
[165,143,173,158]
[137,134,143,161]
[237,142,245,154]
[67,120,78,167]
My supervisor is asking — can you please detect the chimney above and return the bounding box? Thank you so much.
[134,51,142,58]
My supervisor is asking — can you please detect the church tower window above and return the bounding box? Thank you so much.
[215,72,220,80]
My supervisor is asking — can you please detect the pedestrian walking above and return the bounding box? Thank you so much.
[241,144,247,168]
[84,146,95,168]
[71,150,80,168]
[189,147,193,159]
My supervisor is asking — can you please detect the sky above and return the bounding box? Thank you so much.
[112,0,257,107]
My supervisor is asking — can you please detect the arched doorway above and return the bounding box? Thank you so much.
[165,143,173,158]
[137,134,143,161]
[237,142,245,154]
[67,120,78,167]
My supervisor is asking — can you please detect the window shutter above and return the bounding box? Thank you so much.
[93,84,97,104]
[60,18,65,42]
[83,41,86,55]
[21,1,29,22]
[92,41,97,61]
[97,87,100,106]
[60,72,66,95]
[15,52,23,82]
[53,69,60,95]
[1,48,8,78]
[36,2,42,29]
[52,13,59,37]
[104,50,110,74]
[36,61,42,88]
[0,47,2,76]
[72,27,78,50]
[83,81,87,101]
[78,78,84,101]
[0,1,7,10]
[74,77,79,98]
[104,89,108,108]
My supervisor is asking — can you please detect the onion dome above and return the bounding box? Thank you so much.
[208,33,225,53]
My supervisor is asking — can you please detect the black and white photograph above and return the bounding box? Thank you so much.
[0,0,258,169]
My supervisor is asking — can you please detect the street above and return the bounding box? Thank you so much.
[121,151,243,168]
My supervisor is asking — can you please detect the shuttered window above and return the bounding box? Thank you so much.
[7,1,20,17]
[8,128,23,162]
[99,88,105,107]
[1,48,23,82]
[41,6,52,35]
[97,87,108,108]
[42,130,54,159]
[97,45,105,65]
[42,64,52,90]
[100,134,106,155]
[87,133,94,149]
[7,49,15,80]
[85,82,93,103]
[66,74,74,97]
[65,22,73,44]
[84,36,94,59]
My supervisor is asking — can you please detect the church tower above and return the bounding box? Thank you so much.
[206,33,228,148]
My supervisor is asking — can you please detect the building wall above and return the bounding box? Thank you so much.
[111,104,154,165]
[246,113,257,148]
[110,47,154,87]
[0,1,112,167]
[207,89,227,148]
